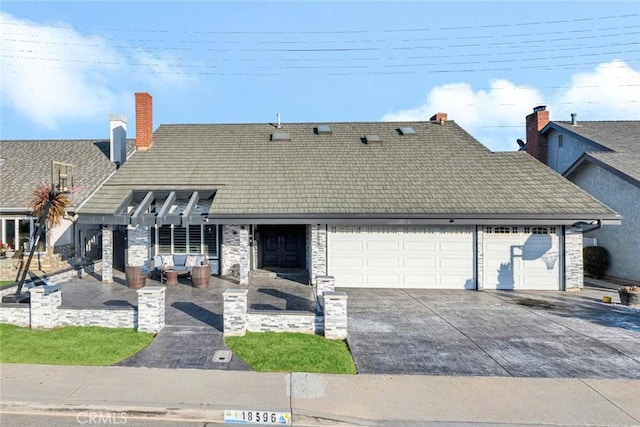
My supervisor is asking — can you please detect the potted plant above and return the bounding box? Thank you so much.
[618,286,640,307]
[0,242,6,258]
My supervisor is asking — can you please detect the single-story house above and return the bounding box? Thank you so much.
[77,93,621,290]
[0,118,135,274]
[525,106,639,282]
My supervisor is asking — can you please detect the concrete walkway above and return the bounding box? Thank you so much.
[1,364,639,426]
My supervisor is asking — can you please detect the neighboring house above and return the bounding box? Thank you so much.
[77,93,621,291]
[525,106,640,282]
[0,116,135,267]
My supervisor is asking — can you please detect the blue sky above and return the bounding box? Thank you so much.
[1,1,639,150]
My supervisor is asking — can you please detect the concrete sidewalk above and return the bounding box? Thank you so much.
[1,364,639,426]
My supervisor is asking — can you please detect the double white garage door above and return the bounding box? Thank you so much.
[327,225,560,290]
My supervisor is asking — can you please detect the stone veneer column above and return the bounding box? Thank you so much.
[323,291,348,340]
[128,224,151,273]
[29,288,61,329]
[310,224,328,280]
[221,225,241,275]
[102,225,113,283]
[238,226,249,286]
[137,286,165,333]
[223,289,248,336]
[476,226,484,290]
[565,228,584,290]
[315,275,335,298]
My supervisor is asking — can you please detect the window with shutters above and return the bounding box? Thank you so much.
[156,224,218,256]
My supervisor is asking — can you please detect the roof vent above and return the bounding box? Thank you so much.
[571,113,577,126]
[316,124,333,135]
[364,134,382,145]
[398,127,416,135]
[271,132,291,142]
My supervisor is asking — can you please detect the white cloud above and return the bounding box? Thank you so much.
[382,60,640,151]
[0,13,187,129]
[550,59,640,121]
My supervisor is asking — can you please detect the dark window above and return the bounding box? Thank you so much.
[558,135,563,148]
[173,226,187,253]
[203,224,218,257]
[158,225,172,253]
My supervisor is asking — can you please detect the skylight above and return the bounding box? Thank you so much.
[317,124,333,135]
[364,134,382,145]
[399,127,416,135]
[271,132,291,142]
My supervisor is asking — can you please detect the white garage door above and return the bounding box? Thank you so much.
[483,226,560,290]
[327,226,474,289]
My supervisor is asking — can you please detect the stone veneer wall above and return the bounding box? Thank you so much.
[239,227,249,285]
[0,304,30,326]
[58,307,135,328]
[0,280,164,333]
[246,311,322,335]
[223,288,346,338]
[128,224,151,272]
[221,225,241,276]
[323,291,348,340]
[476,226,484,290]
[565,227,584,290]
[309,224,327,280]
[102,226,113,283]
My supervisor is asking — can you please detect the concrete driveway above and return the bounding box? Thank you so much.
[344,288,640,378]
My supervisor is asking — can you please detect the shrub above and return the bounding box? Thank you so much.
[583,246,609,279]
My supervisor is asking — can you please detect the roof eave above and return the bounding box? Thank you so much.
[564,153,640,189]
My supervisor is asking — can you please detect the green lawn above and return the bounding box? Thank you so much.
[0,280,15,286]
[0,324,154,365]
[226,332,356,374]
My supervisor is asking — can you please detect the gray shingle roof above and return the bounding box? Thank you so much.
[78,121,617,219]
[0,139,135,211]
[550,121,640,184]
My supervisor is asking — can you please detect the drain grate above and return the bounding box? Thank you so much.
[212,350,232,363]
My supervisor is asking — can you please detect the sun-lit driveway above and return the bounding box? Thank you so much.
[344,288,640,378]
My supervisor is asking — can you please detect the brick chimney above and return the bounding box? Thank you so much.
[525,105,549,163]
[135,92,153,151]
[430,112,448,124]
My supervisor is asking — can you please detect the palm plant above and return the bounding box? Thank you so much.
[11,184,71,299]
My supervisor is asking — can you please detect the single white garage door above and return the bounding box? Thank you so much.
[327,225,474,289]
[483,226,560,290]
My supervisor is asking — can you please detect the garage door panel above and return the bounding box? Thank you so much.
[439,240,471,252]
[403,241,436,252]
[366,241,399,251]
[331,240,363,251]
[403,257,436,269]
[366,257,399,268]
[439,258,471,268]
[331,257,363,268]
[328,226,473,289]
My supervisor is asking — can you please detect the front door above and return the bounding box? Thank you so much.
[260,225,305,269]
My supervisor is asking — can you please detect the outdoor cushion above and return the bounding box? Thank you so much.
[173,254,187,266]
[161,255,175,268]
[185,255,198,267]
[196,255,206,266]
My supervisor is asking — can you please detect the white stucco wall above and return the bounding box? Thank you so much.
[49,218,74,246]
[546,129,606,174]
[571,163,639,281]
